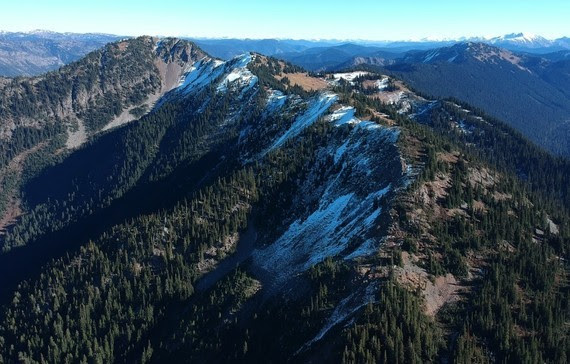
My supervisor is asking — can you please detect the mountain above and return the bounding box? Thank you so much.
[487,32,552,49]
[331,42,570,157]
[538,49,570,61]
[0,30,121,76]
[2,30,568,78]
[486,32,569,53]
[277,43,401,71]
[190,38,342,60]
[0,36,205,148]
[0,36,207,248]
[0,37,569,363]
[271,33,570,66]
[384,33,570,54]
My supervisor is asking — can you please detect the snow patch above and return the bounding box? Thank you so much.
[334,139,350,164]
[216,53,257,93]
[376,77,389,90]
[254,175,392,283]
[254,193,355,279]
[423,50,440,63]
[265,89,287,112]
[178,58,226,93]
[266,92,338,152]
[328,106,358,126]
[457,120,474,134]
[332,71,369,83]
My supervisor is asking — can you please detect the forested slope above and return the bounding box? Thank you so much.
[0,41,568,363]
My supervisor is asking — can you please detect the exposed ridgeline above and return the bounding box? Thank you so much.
[0,43,568,363]
[284,42,570,157]
[0,36,206,149]
[0,45,411,362]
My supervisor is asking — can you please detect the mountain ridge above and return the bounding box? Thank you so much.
[0,36,568,363]
[1,30,568,77]
[319,41,570,157]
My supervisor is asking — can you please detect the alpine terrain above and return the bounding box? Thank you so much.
[0,36,568,364]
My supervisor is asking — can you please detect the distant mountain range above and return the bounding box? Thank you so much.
[188,38,338,60]
[0,30,121,76]
[484,32,570,53]
[1,30,567,77]
[191,32,570,60]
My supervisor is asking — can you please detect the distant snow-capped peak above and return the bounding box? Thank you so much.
[487,32,552,48]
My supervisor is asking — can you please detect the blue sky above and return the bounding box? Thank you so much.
[1,0,568,40]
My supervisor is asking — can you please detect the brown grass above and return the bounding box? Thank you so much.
[275,73,329,91]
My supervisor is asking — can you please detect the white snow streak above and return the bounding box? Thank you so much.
[376,77,389,90]
[266,92,338,152]
[216,53,257,93]
[423,50,440,63]
[300,282,378,351]
[265,89,287,112]
[333,71,369,83]
[177,53,257,96]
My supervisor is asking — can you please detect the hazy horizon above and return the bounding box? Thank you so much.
[1,0,568,41]
[1,28,567,44]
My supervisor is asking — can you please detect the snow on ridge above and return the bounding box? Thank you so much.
[216,53,258,93]
[255,104,401,286]
[178,57,226,93]
[332,71,369,84]
[266,92,338,152]
[328,106,358,126]
[252,97,407,348]
[176,53,257,96]
[265,89,287,112]
[376,77,389,90]
[327,105,400,139]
